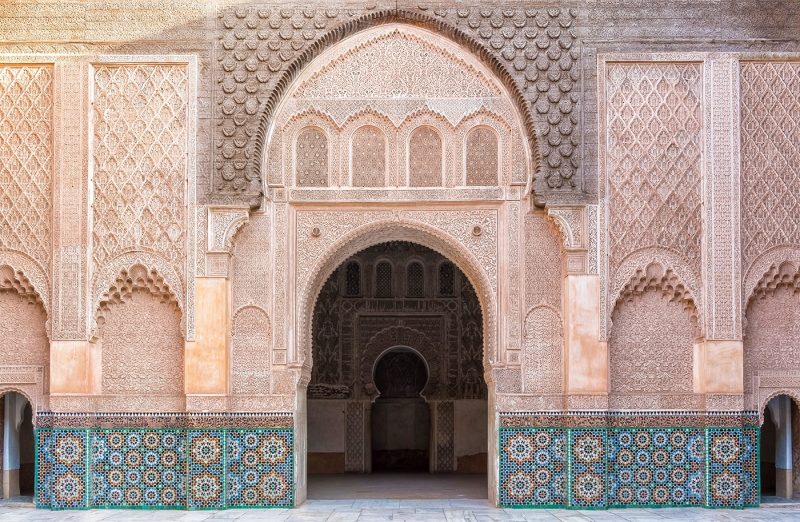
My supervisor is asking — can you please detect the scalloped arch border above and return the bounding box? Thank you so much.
[252,10,542,205]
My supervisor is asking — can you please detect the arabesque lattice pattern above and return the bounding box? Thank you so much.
[92,64,187,270]
[740,62,800,272]
[605,63,703,273]
[0,66,52,268]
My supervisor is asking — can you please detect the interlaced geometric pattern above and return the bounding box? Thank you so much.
[466,127,498,186]
[351,125,385,187]
[295,127,328,187]
[740,62,800,271]
[608,429,704,507]
[409,127,442,187]
[499,425,758,510]
[37,427,295,510]
[37,429,87,510]
[605,63,703,270]
[570,429,607,508]
[707,428,758,508]
[92,64,187,269]
[499,428,566,507]
[227,430,293,507]
[90,429,186,508]
[187,430,224,509]
[0,66,52,267]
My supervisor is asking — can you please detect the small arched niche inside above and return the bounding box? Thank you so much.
[371,348,430,472]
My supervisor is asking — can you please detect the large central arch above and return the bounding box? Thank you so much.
[259,20,538,505]
[293,218,499,503]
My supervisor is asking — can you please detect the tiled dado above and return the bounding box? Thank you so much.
[499,413,759,510]
[35,414,294,510]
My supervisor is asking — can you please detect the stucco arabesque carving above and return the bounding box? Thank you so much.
[359,325,441,401]
[547,205,593,275]
[217,6,579,206]
[0,251,50,328]
[91,254,184,341]
[608,249,703,339]
[205,206,251,277]
[742,246,800,310]
[295,213,498,385]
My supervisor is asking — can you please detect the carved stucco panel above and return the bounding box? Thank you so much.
[740,61,800,277]
[91,58,197,340]
[599,58,705,339]
[215,7,570,201]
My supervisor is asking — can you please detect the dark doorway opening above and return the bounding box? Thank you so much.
[306,241,488,498]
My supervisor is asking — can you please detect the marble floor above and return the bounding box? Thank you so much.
[308,473,487,499]
[1,501,800,521]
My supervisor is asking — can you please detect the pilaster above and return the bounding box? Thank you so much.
[699,55,744,407]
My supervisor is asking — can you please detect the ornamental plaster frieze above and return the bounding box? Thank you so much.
[217,6,579,204]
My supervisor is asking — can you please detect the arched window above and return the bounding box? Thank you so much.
[409,126,442,187]
[466,126,498,186]
[296,127,328,187]
[345,261,361,297]
[406,262,425,298]
[375,261,393,298]
[438,262,455,296]
[352,125,386,187]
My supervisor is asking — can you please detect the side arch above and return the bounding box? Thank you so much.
[92,262,182,340]
[0,252,50,322]
[744,252,800,309]
[253,10,542,203]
